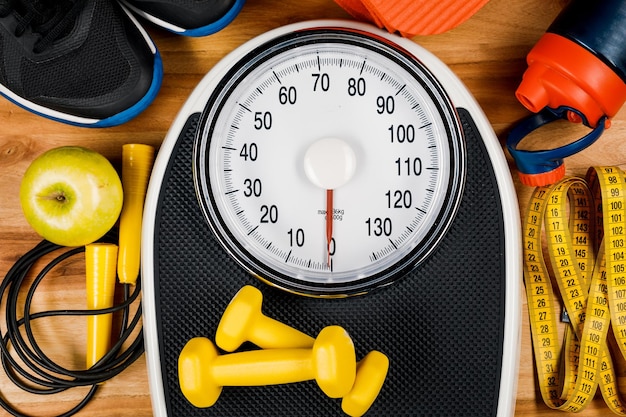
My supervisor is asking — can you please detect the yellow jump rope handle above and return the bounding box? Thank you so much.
[117,144,154,285]
[86,243,118,368]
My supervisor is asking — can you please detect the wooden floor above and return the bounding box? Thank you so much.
[1,0,626,415]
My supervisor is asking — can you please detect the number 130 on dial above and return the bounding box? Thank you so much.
[194,24,465,296]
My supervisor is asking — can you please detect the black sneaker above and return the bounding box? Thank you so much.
[119,0,245,37]
[0,0,163,127]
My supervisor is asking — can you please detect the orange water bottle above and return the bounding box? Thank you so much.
[507,0,626,186]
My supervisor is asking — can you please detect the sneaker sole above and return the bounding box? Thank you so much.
[119,0,246,37]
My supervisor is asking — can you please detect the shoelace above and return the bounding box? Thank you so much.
[0,0,86,53]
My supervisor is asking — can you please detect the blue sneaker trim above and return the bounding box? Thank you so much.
[0,50,163,128]
[93,50,164,127]
[177,0,246,37]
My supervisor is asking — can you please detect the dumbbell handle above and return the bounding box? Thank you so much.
[248,315,314,349]
[211,348,315,386]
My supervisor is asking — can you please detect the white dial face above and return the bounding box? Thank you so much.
[194,28,465,295]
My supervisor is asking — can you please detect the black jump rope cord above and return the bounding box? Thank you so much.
[0,231,144,417]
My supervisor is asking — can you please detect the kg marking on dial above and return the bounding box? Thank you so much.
[194,27,465,296]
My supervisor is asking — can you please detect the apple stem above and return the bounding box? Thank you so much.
[39,191,67,203]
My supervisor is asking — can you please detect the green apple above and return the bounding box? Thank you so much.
[19,146,123,247]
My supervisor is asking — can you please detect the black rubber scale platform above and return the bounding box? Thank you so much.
[146,107,510,416]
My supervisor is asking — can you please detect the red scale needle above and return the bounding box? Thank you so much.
[326,189,333,267]
[304,137,356,268]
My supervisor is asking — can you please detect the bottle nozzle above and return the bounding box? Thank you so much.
[516,33,626,128]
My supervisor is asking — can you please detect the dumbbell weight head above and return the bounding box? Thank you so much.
[178,337,222,408]
[310,325,357,397]
[342,350,389,417]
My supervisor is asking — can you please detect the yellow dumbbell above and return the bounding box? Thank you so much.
[178,325,356,408]
[216,285,389,417]
[216,285,315,351]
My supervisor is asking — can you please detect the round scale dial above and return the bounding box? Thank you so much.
[194,25,465,295]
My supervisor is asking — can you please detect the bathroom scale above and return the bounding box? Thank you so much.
[141,20,521,416]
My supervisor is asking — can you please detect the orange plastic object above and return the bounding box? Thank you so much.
[516,33,626,128]
[518,164,566,187]
[333,0,490,36]
[333,0,375,24]
[178,326,356,408]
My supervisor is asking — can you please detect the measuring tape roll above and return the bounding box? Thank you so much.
[524,166,626,413]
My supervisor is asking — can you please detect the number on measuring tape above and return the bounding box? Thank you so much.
[524,169,626,414]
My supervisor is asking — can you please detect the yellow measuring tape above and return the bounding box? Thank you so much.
[524,166,626,413]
